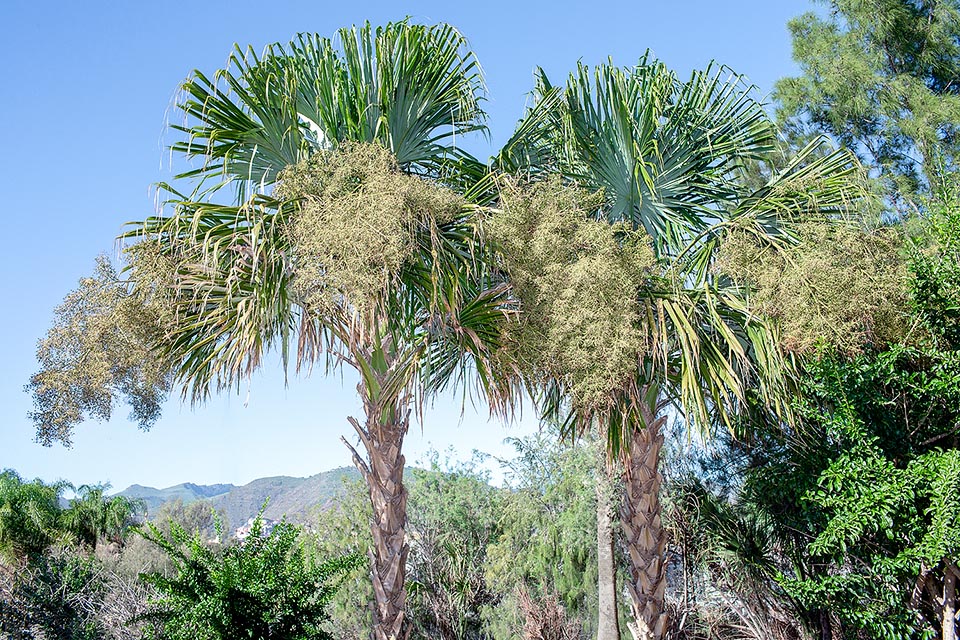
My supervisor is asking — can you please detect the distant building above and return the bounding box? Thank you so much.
[234,516,278,541]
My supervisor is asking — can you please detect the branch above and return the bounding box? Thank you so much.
[346,415,374,456]
[340,434,370,481]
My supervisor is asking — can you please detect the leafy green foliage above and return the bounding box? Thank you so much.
[138,515,361,640]
[1,472,145,565]
[485,432,600,638]
[775,0,960,205]
[306,475,373,638]
[910,187,960,346]
[701,208,960,638]
[0,547,108,640]
[777,371,960,639]
[0,471,66,562]
[60,485,144,550]
[310,441,602,640]
[405,454,504,639]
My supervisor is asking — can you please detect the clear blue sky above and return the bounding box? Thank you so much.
[0,0,814,492]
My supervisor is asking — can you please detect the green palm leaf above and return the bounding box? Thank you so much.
[544,55,776,254]
[168,22,487,202]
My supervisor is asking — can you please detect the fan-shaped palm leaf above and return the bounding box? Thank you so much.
[170,22,487,201]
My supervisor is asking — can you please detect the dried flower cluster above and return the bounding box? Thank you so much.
[716,221,910,355]
[27,256,172,446]
[277,143,465,318]
[488,177,658,417]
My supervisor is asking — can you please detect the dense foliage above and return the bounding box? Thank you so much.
[775,0,960,205]
[138,516,362,640]
[310,438,608,639]
[17,5,960,639]
[674,192,960,639]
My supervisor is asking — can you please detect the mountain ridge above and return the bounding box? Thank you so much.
[118,467,361,530]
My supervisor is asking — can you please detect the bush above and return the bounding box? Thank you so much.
[137,515,362,640]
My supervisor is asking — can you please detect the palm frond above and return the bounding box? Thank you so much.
[167,22,488,203]
[545,54,775,254]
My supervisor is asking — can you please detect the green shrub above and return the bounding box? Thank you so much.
[137,515,362,640]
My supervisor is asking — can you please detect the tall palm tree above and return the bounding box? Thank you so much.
[500,56,862,639]
[124,23,507,640]
[60,484,143,550]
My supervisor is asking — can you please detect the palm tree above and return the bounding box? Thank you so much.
[500,56,861,639]
[124,23,507,640]
[0,470,66,563]
[60,484,143,550]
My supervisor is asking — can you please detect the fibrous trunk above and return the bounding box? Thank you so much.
[595,433,621,640]
[620,402,668,640]
[343,401,410,640]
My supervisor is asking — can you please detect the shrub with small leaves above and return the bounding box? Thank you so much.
[137,515,362,640]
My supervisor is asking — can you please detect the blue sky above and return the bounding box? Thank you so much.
[0,0,813,492]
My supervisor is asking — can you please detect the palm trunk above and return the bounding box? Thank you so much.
[595,435,621,640]
[944,560,958,640]
[620,402,668,640]
[343,398,411,640]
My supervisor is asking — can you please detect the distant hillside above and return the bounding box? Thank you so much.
[118,467,360,530]
[121,482,234,514]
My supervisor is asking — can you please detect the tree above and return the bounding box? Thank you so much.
[486,176,648,640]
[499,55,861,639]
[60,484,143,551]
[676,190,960,639]
[486,430,604,637]
[404,454,503,640]
[778,192,960,639]
[0,470,67,563]
[28,23,508,640]
[0,473,158,640]
[775,0,960,209]
[138,515,362,640]
[310,439,603,639]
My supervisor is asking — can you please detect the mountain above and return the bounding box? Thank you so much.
[120,482,235,514]
[118,467,360,531]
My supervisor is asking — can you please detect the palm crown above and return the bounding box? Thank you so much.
[129,21,503,405]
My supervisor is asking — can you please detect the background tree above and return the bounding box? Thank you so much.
[404,453,503,640]
[60,485,143,552]
[0,473,158,640]
[0,470,66,563]
[775,0,960,209]
[485,430,604,638]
